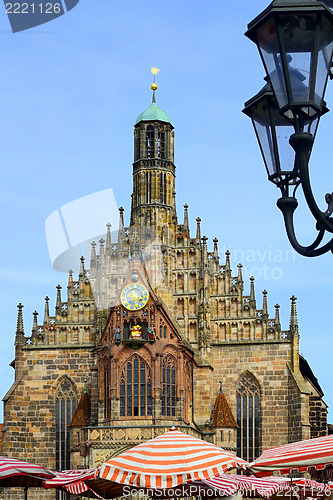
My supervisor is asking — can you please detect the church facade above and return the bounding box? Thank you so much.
[2,84,328,499]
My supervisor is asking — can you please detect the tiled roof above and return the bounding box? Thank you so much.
[69,392,91,427]
[209,393,238,429]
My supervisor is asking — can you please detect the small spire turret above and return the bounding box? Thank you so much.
[106,222,112,255]
[99,239,105,267]
[32,311,38,334]
[275,303,280,325]
[196,217,201,244]
[16,303,24,336]
[290,295,299,337]
[15,303,25,345]
[183,204,189,233]
[118,207,125,248]
[225,250,231,273]
[213,238,218,258]
[44,296,50,323]
[262,290,268,318]
[90,242,97,268]
[68,269,73,288]
[56,285,62,314]
[250,276,256,307]
[79,256,85,277]
[202,236,208,264]
[237,263,244,291]
[119,207,124,230]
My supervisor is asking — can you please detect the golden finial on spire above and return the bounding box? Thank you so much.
[151,67,160,92]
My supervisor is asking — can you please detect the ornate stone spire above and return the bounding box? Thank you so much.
[106,222,112,255]
[202,236,208,264]
[209,381,238,429]
[56,285,62,314]
[118,207,125,248]
[196,217,201,244]
[99,239,105,267]
[213,238,218,258]
[275,303,280,326]
[262,290,268,318]
[90,241,97,268]
[43,296,50,323]
[290,295,299,337]
[237,263,244,291]
[119,207,124,231]
[79,256,85,277]
[32,311,38,334]
[183,204,189,232]
[68,269,73,288]
[250,276,256,307]
[225,250,231,273]
[15,303,25,342]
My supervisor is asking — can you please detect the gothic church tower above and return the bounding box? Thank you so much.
[131,77,177,244]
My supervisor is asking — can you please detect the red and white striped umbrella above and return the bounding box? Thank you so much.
[0,456,55,487]
[203,474,290,498]
[249,435,333,477]
[99,428,248,489]
[43,468,124,499]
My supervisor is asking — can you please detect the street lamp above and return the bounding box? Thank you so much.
[244,0,333,257]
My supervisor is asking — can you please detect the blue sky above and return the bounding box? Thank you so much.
[0,0,333,421]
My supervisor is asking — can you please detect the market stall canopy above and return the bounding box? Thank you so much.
[0,456,56,487]
[43,468,124,499]
[99,428,248,489]
[203,474,290,498]
[248,435,333,477]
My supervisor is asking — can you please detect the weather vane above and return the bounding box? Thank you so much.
[150,67,160,101]
[151,67,160,81]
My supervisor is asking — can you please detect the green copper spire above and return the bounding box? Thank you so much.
[135,67,173,126]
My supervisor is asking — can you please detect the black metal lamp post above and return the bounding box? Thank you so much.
[244,0,333,257]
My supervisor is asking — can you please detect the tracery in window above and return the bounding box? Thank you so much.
[236,372,260,462]
[162,355,176,417]
[146,125,154,158]
[104,358,111,419]
[158,129,165,159]
[146,172,151,203]
[184,359,192,423]
[55,378,77,473]
[120,355,152,417]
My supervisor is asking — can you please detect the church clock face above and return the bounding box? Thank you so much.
[121,283,149,311]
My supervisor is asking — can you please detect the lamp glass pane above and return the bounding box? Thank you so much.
[315,16,333,105]
[257,18,289,110]
[275,122,296,175]
[253,118,277,177]
[250,96,295,179]
[279,14,316,106]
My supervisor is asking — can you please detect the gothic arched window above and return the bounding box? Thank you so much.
[162,355,176,417]
[158,129,165,159]
[184,359,192,423]
[236,372,260,462]
[55,378,77,473]
[146,125,154,158]
[120,356,152,417]
[104,358,111,419]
